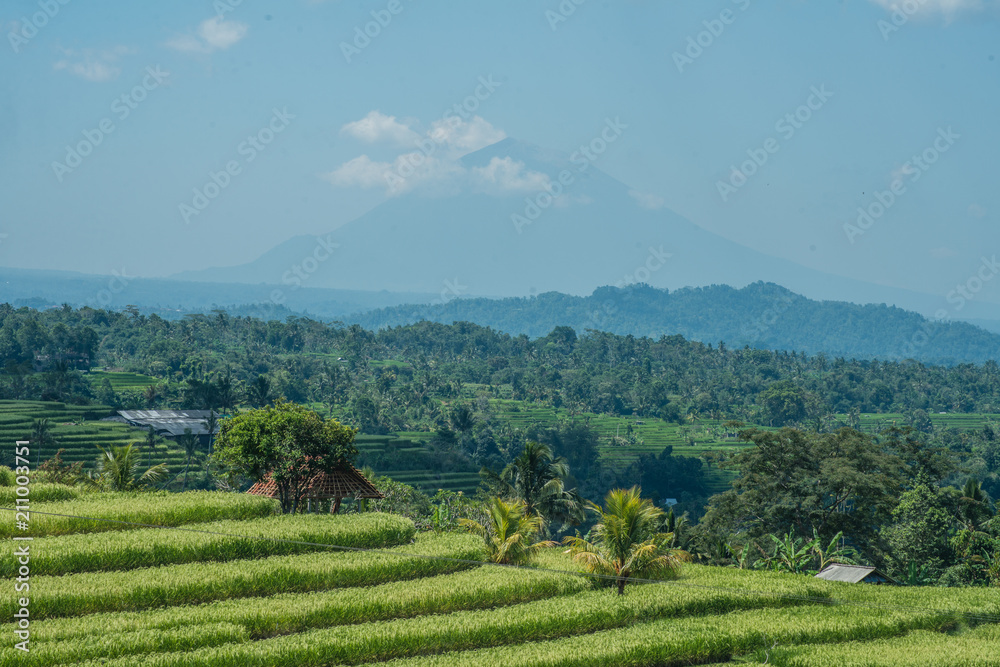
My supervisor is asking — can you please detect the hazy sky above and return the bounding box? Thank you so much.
[1,0,998,303]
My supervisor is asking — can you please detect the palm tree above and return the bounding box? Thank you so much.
[202,411,219,456]
[178,428,200,491]
[481,441,584,531]
[30,418,57,466]
[143,384,159,409]
[957,478,994,533]
[143,426,158,469]
[80,443,168,491]
[563,486,689,595]
[215,374,237,415]
[247,375,272,408]
[460,497,554,565]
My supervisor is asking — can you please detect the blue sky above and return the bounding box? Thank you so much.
[1,0,998,306]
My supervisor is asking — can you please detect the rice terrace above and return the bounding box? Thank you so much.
[6,0,1000,664]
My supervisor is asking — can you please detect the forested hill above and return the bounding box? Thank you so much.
[349,282,1000,365]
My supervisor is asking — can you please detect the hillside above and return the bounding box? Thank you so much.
[350,282,1000,364]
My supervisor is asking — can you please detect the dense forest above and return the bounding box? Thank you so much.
[351,282,1000,364]
[2,302,999,584]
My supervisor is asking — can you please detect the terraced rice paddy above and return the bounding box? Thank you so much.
[0,400,189,478]
[2,490,997,665]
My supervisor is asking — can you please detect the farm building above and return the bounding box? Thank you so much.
[814,564,899,585]
[116,409,219,445]
[247,464,384,513]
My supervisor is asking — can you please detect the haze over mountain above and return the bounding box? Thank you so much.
[173,138,1000,323]
[348,282,1000,365]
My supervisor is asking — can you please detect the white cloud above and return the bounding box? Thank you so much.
[168,17,248,54]
[341,111,420,146]
[322,155,392,189]
[324,113,511,196]
[321,153,465,195]
[471,157,550,194]
[867,0,992,19]
[429,116,506,152]
[629,190,666,210]
[53,46,131,82]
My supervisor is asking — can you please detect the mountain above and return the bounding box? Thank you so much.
[348,282,1000,364]
[0,267,436,319]
[170,138,1000,322]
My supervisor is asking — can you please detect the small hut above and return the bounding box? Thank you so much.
[246,464,383,513]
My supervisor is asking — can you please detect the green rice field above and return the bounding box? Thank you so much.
[0,490,996,666]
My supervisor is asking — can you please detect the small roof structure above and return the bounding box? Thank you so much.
[118,410,218,437]
[814,564,898,585]
[246,464,384,502]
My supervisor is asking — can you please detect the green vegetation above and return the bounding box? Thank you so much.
[8,532,480,618]
[1,487,996,666]
[0,513,415,576]
[0,491,277,538]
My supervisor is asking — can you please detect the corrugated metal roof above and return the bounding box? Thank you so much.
[814,564,897,584]
[814,564,875,583]
[118,410,219,437]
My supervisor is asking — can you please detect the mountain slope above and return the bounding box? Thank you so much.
[171,137,1000,321]
[348,282,1000,364]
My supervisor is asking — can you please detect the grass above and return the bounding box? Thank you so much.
[6,488,999,667]
[5,532,481,618]
[0,490,278,538]
[0,512,416,576]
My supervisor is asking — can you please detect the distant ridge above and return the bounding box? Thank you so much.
[347,282,1000,365]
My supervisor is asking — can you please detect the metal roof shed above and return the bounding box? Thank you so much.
[814,564,899,585]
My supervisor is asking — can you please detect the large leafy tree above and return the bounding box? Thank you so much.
[214,400,358,514]
[699,427,908,558]
[564,487,688,595]
[481,441,584,531]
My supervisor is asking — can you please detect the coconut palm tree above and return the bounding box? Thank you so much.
[80,443,167,491]
[957,478,994,533]
[178,428,200,491]
[30,418,57,466]
[481,441,584,531]
[460,497,554,565]
[563,486,689,595]
[247,374,272,408]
